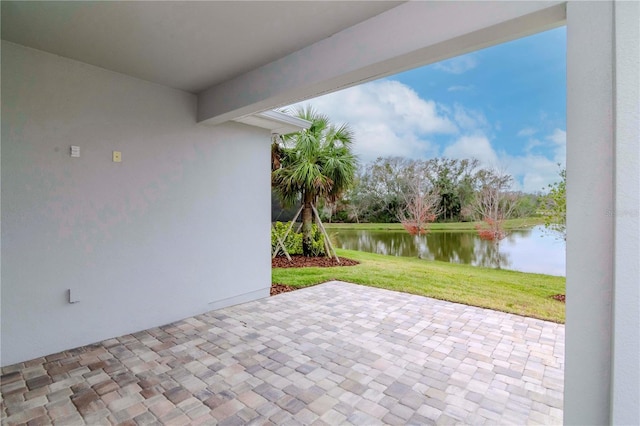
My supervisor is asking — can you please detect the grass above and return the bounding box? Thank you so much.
[323,217,544,232]
[272,248,565,323]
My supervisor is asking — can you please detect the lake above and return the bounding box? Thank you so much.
[329,225,565,276]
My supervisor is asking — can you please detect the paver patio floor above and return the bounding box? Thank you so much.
[1,281,564,425]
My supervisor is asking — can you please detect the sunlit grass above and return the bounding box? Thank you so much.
[272,248,565,323]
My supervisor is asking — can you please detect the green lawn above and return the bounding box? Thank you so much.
[272,248,565,323]
[323,217,544,232]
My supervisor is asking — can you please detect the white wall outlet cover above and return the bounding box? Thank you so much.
[70,146,80,157]
[68,289,80,304]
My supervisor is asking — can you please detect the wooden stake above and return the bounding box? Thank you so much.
[271,223,291,261]
[283,206,303,242]
[271,206,303,260]
[311,204,340,263]
[314,211,332,258]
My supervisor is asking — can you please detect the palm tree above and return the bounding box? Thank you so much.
[272,106,357,256]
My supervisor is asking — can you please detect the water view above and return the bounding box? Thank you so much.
[330,225,565,276]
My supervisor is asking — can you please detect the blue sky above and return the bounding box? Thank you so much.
[290,26,566,193]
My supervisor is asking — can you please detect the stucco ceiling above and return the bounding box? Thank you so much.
[1,1,402,93]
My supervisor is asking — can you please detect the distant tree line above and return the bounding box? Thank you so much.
[299,156,540,224]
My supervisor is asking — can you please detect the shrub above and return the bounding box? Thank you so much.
[474,218,507,242]
[271,221,325,256]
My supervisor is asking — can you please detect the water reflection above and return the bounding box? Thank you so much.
[331,225,565,276]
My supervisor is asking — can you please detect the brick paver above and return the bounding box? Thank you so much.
[1,281,564,425]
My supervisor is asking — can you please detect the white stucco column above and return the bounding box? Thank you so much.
[565,1,640,424]
[611,1,640,424]
[565,2,614,424]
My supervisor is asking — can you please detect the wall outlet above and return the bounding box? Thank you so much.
[112,151,122,162]
[70,146,80,158]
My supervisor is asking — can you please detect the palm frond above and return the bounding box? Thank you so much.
[272,106,357,208]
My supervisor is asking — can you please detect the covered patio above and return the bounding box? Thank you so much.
[1,282,564,425]
[2,1,637,424]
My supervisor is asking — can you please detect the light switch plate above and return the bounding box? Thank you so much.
[71,146,80,158]
[113,151,122,162]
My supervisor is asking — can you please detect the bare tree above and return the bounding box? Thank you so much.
[398,190,441,235]
[471,169,518,268]
[397,162,441,236]
[345,200,365,223]
[320,200,336,223]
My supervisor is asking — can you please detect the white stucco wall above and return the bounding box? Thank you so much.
[1,42,271,366]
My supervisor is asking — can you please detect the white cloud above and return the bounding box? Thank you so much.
[517,127,537,137]
[548,128,566,146]
[443,130,566,192]
[453,104,491,133]
[547,128,566,165]
[524,138,543,154]
[290,80,456,163]
[434,55,478,74]
[443,135,500,167]
[511,129,565,191]
[507,154,564,193]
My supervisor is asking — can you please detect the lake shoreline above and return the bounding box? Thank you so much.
[323,222,565,277]
[322,217,544,232]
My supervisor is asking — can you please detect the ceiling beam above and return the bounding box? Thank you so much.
[197,1,565,125]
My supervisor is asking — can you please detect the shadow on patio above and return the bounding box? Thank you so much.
[0,281,564,425]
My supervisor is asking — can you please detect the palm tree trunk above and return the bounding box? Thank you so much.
[302,192,314,256]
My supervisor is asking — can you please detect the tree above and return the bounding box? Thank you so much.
[356,157,412,222]
[542,167,566,240]
[471,169,518,268]
[398,189,441,236]
[396,161,441,235]
[333,156,540,226]
[426,158,480,222]
[272,106,357,256]
[513,192,541,218]
[343,168,369,223]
